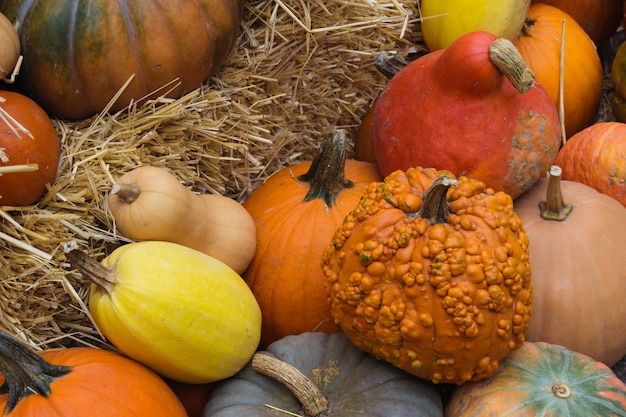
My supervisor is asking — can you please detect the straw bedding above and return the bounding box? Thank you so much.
[0,0,619,355]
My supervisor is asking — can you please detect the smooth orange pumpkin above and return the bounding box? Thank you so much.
[0,330,188,417]
[554,122,626,207]
[0,90,60,206]
[513,3,603,139]
[371,31,561,199]
[531,0,624,46]
[322,166,532,384]
[242,130,382,349]
[514,166,626,366]
[0,0,244,120]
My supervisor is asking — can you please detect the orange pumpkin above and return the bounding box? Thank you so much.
[514,166,626,366]
[0,91,60,206]
[554,122,626,207]
[531,0,624,46]
[242,130,382,349]
[322,166,532,384]
[0,330,188,417]
[513,3,603,139]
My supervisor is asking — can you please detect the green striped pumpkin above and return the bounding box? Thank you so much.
[445,341,626,417]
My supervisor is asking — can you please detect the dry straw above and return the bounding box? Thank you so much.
[0,0,423,349]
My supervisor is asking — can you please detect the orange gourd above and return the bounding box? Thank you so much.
[242,130,382,348]
[0,12,19,79]
[554,122,626,207]
[322,166,532,384]
[513,3,603,139]
[107,165,256,274]
[0,91,60,206]
[0,330,188,417]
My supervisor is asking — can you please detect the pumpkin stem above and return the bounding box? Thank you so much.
[65,249,116,293]
[488,38,535,94]
[0,331,72,414]
[298,130,354,207]
[252,352,329,416]
[110,182,141,204]
[551,382,572,399]
[417,176,458,224]
[538,165,573,221]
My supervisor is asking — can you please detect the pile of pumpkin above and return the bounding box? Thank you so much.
[1,0,626,416]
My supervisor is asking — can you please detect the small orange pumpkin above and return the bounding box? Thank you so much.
[0,90,60,206]
[322,166,532,384]
[554,122,626,207]
[513,3,603,139]
[242,130,382,349]
[0,330,188,417]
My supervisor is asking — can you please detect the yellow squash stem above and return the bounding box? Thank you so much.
[65,249,116,293]
[538,165,573,221]
[0,331,71,414]
[251,352,329,416]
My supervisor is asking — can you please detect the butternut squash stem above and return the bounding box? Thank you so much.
[0,331,71,414]
[298,130,354,207]
[109,182,141,204]
[538,165,573,221]
[488,38,535,94]
[252,352,329,416]
[66,249,116,293]
[417,176,458,224]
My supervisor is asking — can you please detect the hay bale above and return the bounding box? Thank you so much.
[0,0,422,348]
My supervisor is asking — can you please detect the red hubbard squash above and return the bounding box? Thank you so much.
[554,122,626,207]
[322,166,533,384]
[445,341,626,417]
[531,0,624,46]
[514,166,626,366]
[242,130,382,349]
[0,91,60,206]
[371,31,561,199]
[0,330,188,417]
[0,0,243,120]
[513,3,603,139]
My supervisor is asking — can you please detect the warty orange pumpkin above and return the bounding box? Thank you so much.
[0,330,188,417]
[322,166,533,384]
[242,130,382,349]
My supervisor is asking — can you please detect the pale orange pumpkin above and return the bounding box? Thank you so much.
[513,3,603,139]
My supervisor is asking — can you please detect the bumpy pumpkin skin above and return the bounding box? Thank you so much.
[322,167,533,385]
[445,341,626,417]
[203,332,443,417]
[372,31,561,199]
[554,122,626,207]
[0,0,243,120]
[0,347,188,417]
[0,91,60,206]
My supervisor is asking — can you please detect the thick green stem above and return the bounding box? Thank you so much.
[0,331,72,413]
[417,176,458,224]
[66,249,116,293]
[538,165,573,221]
[298,130,354,207]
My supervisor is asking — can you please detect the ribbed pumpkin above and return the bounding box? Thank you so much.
[513,3,603,139]
[242,131,381,349]
[322,166,533,384]
[0,0,243,120]
[0,330,188,417]
[514,166,626,366]
[203,332,443,417]
[371,31,561,199]
[445,341,626,417]
[554,122,626,207]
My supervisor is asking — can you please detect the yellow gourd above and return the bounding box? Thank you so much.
[107,165,256,274]
[66,241,262,384]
